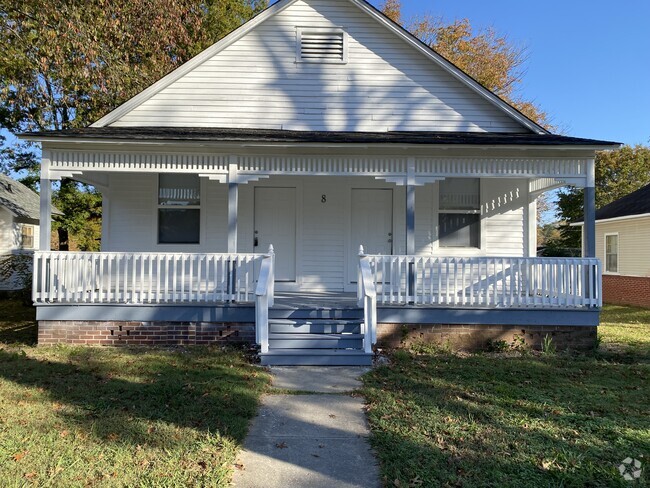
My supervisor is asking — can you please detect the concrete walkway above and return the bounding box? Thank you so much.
[232,367,380,488]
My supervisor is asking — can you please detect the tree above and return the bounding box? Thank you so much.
[0,0,265,249]
[380,0,552,129]
[554,144,650,248]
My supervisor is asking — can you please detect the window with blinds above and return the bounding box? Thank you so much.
[438,178,481,248]
[158,174,201,244]
[297,27,348,63]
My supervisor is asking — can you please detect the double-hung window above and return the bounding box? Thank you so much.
[604,233,618,273]
[438,178,481,248]
[158,174,200,244]
[21,224,34,249]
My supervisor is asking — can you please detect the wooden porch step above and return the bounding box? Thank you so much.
[269,333,363,349]
[269,319,362,334]
[260,349,373,366]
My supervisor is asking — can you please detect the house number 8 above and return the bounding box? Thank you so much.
[321,195,327,203]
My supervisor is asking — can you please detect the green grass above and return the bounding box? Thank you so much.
[0,300,270,487]
[362,305,650,488]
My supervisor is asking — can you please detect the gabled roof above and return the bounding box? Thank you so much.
[20,127,620,147]
[90,0,548,134]
[594,183,650,222]
[0,174,61,221]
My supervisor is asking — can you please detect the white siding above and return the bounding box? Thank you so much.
[483,178,526,256]
[0,206,40,290]
[595,216,650,277]
[104,173,229,252]
[0,206,15,254]
[103,174,528,290]
[112,0,526,133]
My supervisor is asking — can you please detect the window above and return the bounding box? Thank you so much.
[438,178,481,248]
[296,27,348,63]
[21,225,34,249]
[158,174,200,244]
[605,233,618,273]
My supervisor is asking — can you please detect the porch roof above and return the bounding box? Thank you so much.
[21,127,620,148]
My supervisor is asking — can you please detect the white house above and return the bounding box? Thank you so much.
[21,0,618,364]
[574,183,650,308]
[0,174,48,291]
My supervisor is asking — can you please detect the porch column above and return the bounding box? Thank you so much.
[526,195,537,257]
[583,158,596,258]
[405,157,416,255]
[227,158,238,253]
[406,158,416,301]
[39,151,52,251]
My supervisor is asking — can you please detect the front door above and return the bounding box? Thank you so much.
[254,187,297,282]
[350,188,393,282]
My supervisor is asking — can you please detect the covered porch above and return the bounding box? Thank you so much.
[26,129,607,362]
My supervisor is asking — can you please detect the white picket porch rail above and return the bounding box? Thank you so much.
[357,250,377,353]
[32,251,269,304]
[255,246,275,353]
[360,254,602,309]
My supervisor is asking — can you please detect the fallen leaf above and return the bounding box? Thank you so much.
[13,451,28,462]
[107,433,119,441]
[59,430,69,438]
[234,463,245,471]
[24,472,37,479]
[329,414,336,418]
[275,441,288,449]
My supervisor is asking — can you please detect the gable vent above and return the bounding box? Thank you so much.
[297,27,348,64]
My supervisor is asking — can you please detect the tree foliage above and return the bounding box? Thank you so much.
[554,144,650,248]
[0,0,264,249]
[380,0,551,129]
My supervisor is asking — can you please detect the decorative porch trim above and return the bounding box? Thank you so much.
[48,149,590,183]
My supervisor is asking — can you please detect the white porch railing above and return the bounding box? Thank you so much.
[255,246,275,353]
[357,247,377,353]
[359,253,602,309]
[32,251,269,304]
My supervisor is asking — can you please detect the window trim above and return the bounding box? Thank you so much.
[436,177,484,252]
[604,232,619,274]
[21,224,34,249]
[296,26,348,64]
[155,174,204,247]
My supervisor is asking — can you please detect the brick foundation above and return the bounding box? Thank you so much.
[377,323,598,351]
[38,321,255,346]
[603,274,650,308]
[38,320,597,351]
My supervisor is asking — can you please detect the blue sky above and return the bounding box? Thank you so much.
[370,0,650,145]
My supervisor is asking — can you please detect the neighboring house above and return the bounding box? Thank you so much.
[0,174,59,291]
[574,183,650,308]
[20,0,618,364]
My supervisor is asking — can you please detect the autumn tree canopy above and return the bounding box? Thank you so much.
[0,0,265,249]
[380,0,551,129]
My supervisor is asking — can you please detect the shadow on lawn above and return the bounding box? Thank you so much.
[0,298,37,345]
[0,346,266,447]
[364,350,649,487]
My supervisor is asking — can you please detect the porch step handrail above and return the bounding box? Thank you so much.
[362,254,602,309]
[255,245,275,354]
[32,251,268,305]
[357,246,377,353]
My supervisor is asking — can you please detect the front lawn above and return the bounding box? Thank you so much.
[0,300,269,486]
[362,305,650,487]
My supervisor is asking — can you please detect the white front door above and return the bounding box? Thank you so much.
[254,187,297,282]
[350,188,393,282]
